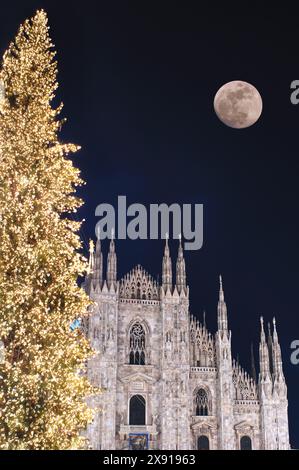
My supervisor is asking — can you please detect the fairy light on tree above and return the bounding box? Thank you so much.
[0,10,96,449]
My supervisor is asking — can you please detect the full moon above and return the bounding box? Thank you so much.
[214,80,262,129]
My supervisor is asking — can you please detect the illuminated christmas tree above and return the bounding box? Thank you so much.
[0,10,95,449]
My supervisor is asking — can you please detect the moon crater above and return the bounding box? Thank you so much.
[214,81,263,129]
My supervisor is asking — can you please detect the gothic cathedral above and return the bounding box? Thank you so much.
[83,237,290,450]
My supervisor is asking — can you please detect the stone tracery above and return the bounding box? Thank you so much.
[129,322,146,365]
[119,265,159,301]
[190,316,216,367]
[85,238,290,450]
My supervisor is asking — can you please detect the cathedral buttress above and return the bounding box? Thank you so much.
[215,276,235,449]
[161,238,191,449]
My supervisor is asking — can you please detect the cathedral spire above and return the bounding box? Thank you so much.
[88,239,95,275]
[93,230,103,288]
[259,316,271,381]
[217,275,228,332]
[267,321,273,375]
[162,233,172,292]
[251,342,257,383]
[272,317,285,382]
[176,234,186,293]
[83,239,95,294]
[107,228,117,289]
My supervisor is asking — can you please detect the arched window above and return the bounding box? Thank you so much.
[195,388,209,416]
[198,435,209,450]
[240,435,252,450]
[129,395,146,425]
[129,323,146,365]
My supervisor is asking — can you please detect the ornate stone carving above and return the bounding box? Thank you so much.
[84,247,290,450]
[119,265,159,301]
[232,360,258,401]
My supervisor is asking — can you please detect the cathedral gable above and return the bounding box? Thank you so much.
[120,371,157,385]
[119,265,159,301]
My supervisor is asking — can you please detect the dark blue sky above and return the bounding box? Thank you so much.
[1,1,299,448]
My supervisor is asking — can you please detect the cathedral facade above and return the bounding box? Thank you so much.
[83,237,290,450]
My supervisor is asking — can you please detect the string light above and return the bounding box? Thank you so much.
[0,10,96,449]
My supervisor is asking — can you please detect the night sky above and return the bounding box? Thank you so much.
[1,2,299,448]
